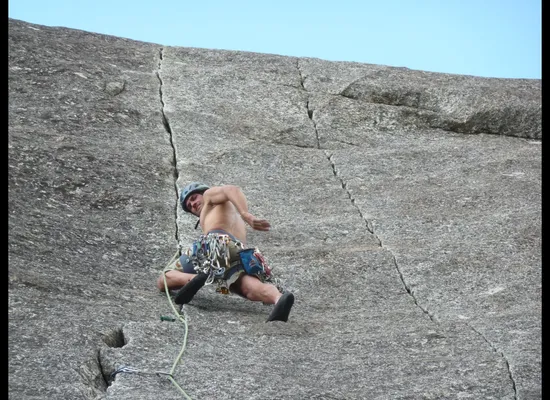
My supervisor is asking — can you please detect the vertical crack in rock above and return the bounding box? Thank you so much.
[156,47,180,245]
[326,152,438,324]
[84,327,127,392]
[296,60,320,149]
[96,350,110,390]
[468,323,518,399]
[77,350,109,396]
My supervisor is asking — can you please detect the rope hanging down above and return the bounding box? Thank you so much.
[111,236,291,398]
[111,250,193,399]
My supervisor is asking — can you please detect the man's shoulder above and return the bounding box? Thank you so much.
[203,185,221,196]
[205,184,238,194]
[205,184,229,191]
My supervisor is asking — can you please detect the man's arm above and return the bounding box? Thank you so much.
[204,185,271,231]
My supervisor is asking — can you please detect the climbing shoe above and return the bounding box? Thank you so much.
[174,272,208,305]
[266,292,294,322]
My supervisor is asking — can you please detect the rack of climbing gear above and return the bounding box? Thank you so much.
[184,232,283,294]
[184,232,243,294]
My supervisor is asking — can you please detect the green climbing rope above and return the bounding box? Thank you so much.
[112,251,193,399]
[161,250,193,400]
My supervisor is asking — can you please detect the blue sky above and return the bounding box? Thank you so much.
[9,0,541,79]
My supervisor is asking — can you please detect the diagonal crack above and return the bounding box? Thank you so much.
[320,94,518,396]
[468,323,518,399]
[391,254,437,324]
[156,47,181,248]
[325,152,378,239]
[297,59,440,326]
[325,151,438,324]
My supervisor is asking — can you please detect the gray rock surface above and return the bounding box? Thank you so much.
[9,18,541,400]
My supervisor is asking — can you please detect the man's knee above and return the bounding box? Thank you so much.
[236,275,265,295]
[157,272,167,291]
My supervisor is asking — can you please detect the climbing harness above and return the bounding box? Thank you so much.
[186,232,241,294]
[184,232,283,294]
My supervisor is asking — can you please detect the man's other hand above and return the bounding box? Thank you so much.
[242,212,271,231]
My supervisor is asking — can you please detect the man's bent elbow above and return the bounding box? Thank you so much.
[221,184,243,197]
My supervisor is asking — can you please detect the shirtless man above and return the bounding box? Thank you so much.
[157,182,294,322]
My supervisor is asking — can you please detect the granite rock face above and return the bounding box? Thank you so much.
[9,18,541,400]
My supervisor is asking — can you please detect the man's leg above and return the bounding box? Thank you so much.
[173,272,208,304]
[234,274,281,304]
[157,254,208,304]
[234,275,294,322]
[157,270,197,292]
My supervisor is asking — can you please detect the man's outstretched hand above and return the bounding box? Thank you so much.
[242,212,271,231]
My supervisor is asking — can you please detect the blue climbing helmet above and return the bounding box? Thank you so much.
[180,182,210,213]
